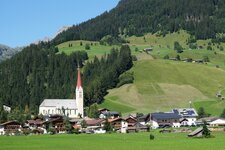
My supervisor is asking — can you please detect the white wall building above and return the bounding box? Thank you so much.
[121,120,128,133]
[3,105,11,113]
[39,67,83,118]
[210,118,225,127]
[173,108,198,126]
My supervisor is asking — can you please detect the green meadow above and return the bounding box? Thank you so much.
[101,60,225,115]
[0,132,225,150]
[58,31,225,115]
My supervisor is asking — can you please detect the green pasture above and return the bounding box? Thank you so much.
[0,132,225,150]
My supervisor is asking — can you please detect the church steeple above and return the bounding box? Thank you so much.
[75,66,83,118]
[76,67,82,89]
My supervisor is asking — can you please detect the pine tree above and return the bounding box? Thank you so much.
[202,121,211,138]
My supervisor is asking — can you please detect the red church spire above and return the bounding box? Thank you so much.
[76,66,82,89]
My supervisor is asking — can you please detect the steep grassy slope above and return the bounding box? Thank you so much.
[101,60,225,115]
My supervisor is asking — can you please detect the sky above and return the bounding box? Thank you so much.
[0,0,120,47]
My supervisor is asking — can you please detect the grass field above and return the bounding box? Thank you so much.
[101,60,225,115]
[0,132,225,150]
[193,100,225,116]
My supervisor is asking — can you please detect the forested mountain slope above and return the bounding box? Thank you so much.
[53,0,225,45]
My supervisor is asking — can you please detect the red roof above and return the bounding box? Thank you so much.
[76,67,82,88]
[85,119,104,126]
[27,119,44,125]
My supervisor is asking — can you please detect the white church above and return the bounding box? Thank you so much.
[39,67,83,118]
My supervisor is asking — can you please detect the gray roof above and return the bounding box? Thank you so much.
[40,99,77,109]
[188,127,203,137]
[102,111,119,115]
[196,117,221,123]
[173,108,198,117]
[151,112,181,120]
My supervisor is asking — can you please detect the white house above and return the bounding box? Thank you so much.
[3,105,11,113]
[39,67,84,118]
[173,108,198,126]
[0,125,4,135]
[210,118,225,127]
[196,117,225,127]
[149,120,159,129]
[150,112,181,128]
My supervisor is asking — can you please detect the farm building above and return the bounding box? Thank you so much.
[150,112,181,128]
[173,108,198,126]
[196,117,225,127]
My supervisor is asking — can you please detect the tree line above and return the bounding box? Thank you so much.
[0,43,132,115]
[53,0,225,45]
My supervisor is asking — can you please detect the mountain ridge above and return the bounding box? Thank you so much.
[0,44,22,62]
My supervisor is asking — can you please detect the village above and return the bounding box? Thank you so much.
[0,67,225,137]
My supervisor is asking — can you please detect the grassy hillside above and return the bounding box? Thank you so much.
[58,31,225,68]
[101,60,225,115]
[57,40,119,59]
[57,31,225,115]
[1,132,225,150]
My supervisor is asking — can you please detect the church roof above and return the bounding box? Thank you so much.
[40,99,77,109]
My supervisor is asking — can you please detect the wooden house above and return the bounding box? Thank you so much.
[0,121,21,135]
[108,118,128,133]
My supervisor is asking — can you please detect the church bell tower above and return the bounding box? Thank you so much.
[76,66,83,118]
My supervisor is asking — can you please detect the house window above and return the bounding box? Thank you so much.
[52,110,54,114]
[70,110,71,115]
[48,109,50,114]
[43,110,45,114]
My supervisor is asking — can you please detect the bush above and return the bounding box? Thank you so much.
[23,129,31,136]
[72,128,80,134]
[174,41,183,53]
[163,54,169,59]
[48,127,56,135]
[207,45,212,50]
[132,55,137,61]
[85,44,90,50]
[100,35,127,45]
[189,43,197,49]
[116,72,134,87]
[203,56,210,62]
[176,55,181,61]
[135,47,139,52]
[149,134,155,140]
